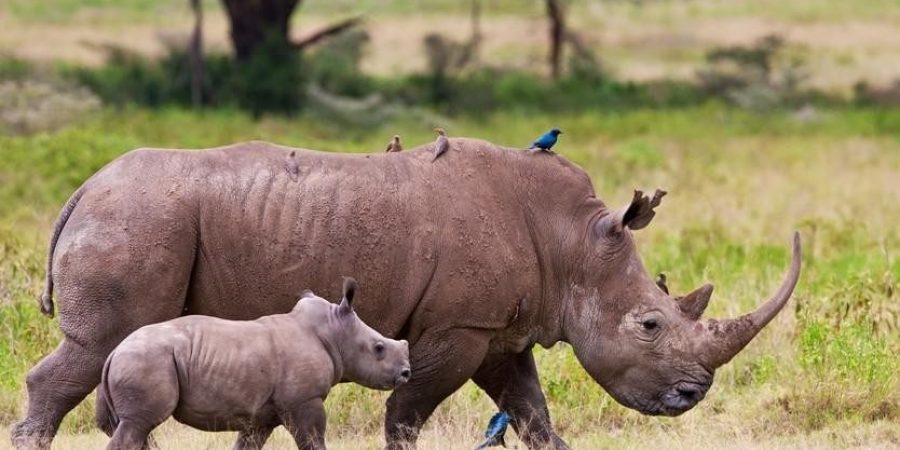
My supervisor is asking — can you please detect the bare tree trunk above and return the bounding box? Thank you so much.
[546,0,566,80]
[189,0,205,108]
[221,0,301,60]
[469,0,482,65]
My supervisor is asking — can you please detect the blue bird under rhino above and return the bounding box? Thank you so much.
[476,411,511,449]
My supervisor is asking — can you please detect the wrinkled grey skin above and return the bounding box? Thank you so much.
[12,139,801,450]
[96,278,410,450]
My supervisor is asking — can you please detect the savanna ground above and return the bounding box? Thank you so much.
[1,1,899,449]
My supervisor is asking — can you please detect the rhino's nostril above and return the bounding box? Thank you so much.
[400,368,411,379]
[677,386,700,400]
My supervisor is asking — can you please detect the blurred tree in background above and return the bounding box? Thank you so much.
[220,0,361,60]
[9,0,875,118]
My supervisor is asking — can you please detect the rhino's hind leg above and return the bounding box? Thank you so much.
[104,354,179,450]
[472,350,571,450]
[232,427,274,450]
[384,328,490,450]
[13,188,198,450]
[11,338,106,450]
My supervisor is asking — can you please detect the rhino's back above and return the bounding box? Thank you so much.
[60,140,572,343]
[170,143,446,333]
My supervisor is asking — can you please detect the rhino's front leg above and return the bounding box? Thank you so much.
[384,328,491,450]
[283,398,326,450]
[472,349,571,450]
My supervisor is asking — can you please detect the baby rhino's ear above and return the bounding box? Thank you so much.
[339,276,358,314]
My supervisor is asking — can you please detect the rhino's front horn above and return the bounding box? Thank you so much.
[702,232,801,368]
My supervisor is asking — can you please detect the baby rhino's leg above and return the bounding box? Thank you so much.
[105,350,179,450]
[283,398,326,450]
[232,427,274,450]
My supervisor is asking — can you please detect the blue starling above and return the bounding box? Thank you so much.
[475,411,511,449]
[527,128,562,152]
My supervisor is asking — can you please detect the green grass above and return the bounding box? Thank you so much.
[1,104,898,447]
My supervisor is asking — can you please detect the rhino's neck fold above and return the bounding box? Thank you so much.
[298,307,345,385]
[519,205,602,350]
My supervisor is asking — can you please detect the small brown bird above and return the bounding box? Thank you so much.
[656,273,669,295]
[284,150,299,181]
[385,135,403,153]
[432,128,449,162]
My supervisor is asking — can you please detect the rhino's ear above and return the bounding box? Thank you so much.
[620,189,667,231]
[339,276,358,313]
[594,189,667,237]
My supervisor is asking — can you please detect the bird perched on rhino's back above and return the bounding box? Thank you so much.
[475,411,511,449]
[385,135,403,153]
[432,127,450,161]
[528,127,562,152]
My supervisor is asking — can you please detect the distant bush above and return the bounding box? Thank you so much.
[697,34,810,110]
[309,29,375,98]
[0,56,32,81]
[379,68,700,116]
[71,36,306,116]
[854,79,900,106]
[0,79,100,135]
[1,31,845,118]
[228,36,307,117]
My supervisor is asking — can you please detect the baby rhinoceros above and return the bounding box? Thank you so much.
[96,277,410,450]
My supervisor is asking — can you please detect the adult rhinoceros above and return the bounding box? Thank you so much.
[12,139,800,450]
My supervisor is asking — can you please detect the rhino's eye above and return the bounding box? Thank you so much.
[642,319,659,331]
[374,342,385,355]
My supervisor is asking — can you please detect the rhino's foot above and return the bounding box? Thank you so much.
[9,420,53,450]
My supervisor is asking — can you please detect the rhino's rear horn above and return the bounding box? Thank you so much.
[678,284,713,320]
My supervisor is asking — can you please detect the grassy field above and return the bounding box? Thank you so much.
[0,104,898,448]
[1,1,899,448]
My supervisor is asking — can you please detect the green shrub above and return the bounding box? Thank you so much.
[0,79,100,134]
[0,56,32,81]
[71,37,307,116]
[697,34,810,110]
[227,36,307,117]
[309,29,374,98]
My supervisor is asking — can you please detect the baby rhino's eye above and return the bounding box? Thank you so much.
[374,342,385,355]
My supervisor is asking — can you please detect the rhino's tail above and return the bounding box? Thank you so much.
[96,352,119,435]
[39,185,86,317]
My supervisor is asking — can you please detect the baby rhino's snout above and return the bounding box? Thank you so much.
[394,340,411,387]
[396,366,411,386]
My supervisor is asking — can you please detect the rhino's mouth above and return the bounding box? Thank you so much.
[652,381,711,416]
